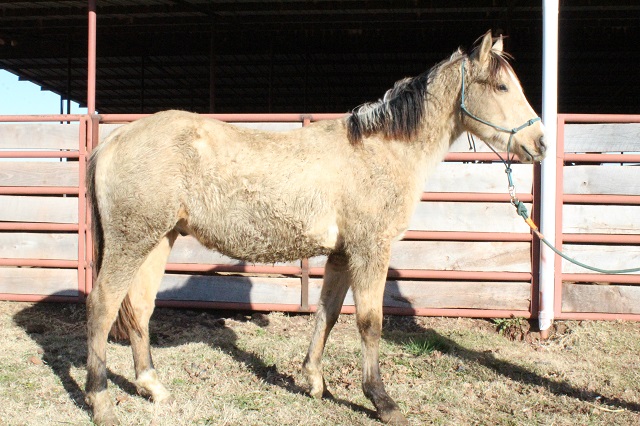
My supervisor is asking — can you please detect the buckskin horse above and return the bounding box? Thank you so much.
[85,32,546,425]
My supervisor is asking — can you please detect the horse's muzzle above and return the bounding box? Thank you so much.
[537,135,547,157]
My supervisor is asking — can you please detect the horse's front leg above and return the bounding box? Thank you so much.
[303,252,351,398]
[352,247,409,425]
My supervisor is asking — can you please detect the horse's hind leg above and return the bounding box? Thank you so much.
[125,230,178,403]
[86,251,149,426]
[351,247,408,425]
[303,252,351,398]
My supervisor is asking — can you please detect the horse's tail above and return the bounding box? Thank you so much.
[111,296,140,341]
[86,142,142,342]
[86,145,104,278]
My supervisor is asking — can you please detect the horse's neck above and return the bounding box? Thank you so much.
[423,62,464,155]
[411,63,464,183]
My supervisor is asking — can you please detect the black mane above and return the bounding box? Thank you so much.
[346,70,432,145]
[346,40,512,145]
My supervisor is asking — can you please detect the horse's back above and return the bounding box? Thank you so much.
[91,110,352,262]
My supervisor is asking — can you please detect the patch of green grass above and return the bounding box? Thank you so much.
[172,377,186,386]
[403,334,449,356]
[493,316,527,337]
[232,393,265,411]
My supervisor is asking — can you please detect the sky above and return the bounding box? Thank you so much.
[0,69,87,115]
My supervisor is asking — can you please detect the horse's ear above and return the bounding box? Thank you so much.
[473,31,494,64]
[492,36,503,53]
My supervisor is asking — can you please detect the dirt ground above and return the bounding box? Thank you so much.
[1,300,640,425]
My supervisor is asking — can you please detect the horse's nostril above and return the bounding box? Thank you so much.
[538,136,547,150]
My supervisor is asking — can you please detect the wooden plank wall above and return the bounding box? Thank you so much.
[561,122,640,315]
[3,118,640,319]
[0,121,537,312]
[0,123,81,297]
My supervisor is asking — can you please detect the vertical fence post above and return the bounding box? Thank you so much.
[299,116,312,311]
[553,115,565,319]
[78,118,88,299]
[539,0,559,337]
[85,114,101,296]
[87,0,97,116]
[84,0,98,297]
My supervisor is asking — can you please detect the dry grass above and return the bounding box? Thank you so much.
[1,300,640,425]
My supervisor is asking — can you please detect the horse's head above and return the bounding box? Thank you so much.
[460,32,546,163]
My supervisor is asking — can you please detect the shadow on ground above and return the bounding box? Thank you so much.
[12,287,377,422]
[12,282,640,423]
[381,314,640,413]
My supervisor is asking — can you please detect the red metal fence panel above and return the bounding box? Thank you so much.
[555,114,640,321]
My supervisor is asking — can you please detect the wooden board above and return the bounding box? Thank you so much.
[561,244,640,274]
[159,274,302,305]
[0,123,80,150]
[169,235,299,267]
[563,204,640,234]
[313,280,531,311]
[0,162,79,187]
[375,280,531,311]
[562,282,640,314]
[388,240,530,272]
[564,123,640,153]
[563,165,640,195]
[0,267,78,296]
[158,274,530,311]
[0,195,78,223]
[316,279,531,311]
[170,237,530,272]
[98,124,123,141]
[425,162,533,193]
[410,201,532,233]
[0,233,78,260]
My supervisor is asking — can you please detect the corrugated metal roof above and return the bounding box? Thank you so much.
[0,1,638,114]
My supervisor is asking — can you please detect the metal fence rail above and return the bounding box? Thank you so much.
[0,115,89,303]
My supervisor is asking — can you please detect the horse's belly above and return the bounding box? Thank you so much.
[210,224,336,263]
[188,205,339,263]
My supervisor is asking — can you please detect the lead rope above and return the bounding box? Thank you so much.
[469,133,640,274]
[460,59,640,274]
[505,164,640,274]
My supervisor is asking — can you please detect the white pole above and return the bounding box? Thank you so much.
[539,0,559,336]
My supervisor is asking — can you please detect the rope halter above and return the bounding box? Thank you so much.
[459,59,541,168]
[459,59,541,207]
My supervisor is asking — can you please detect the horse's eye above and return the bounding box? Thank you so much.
[497,83,508,92]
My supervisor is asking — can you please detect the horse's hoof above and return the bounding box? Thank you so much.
[86,391,120,426]
[308,386,324,399]
[379,409,409,425]
[155,392,175,405]
[304,369,327,399]
[135,369,173,403]
[91,405,120,426]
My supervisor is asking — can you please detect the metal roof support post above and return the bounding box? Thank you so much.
[88,0,97,115]
[539,0,559,338]
[209,30,215,113]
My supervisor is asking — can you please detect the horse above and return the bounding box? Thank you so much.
[84,31,545,425]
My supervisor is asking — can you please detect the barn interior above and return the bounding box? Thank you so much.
[0,1,638,115]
